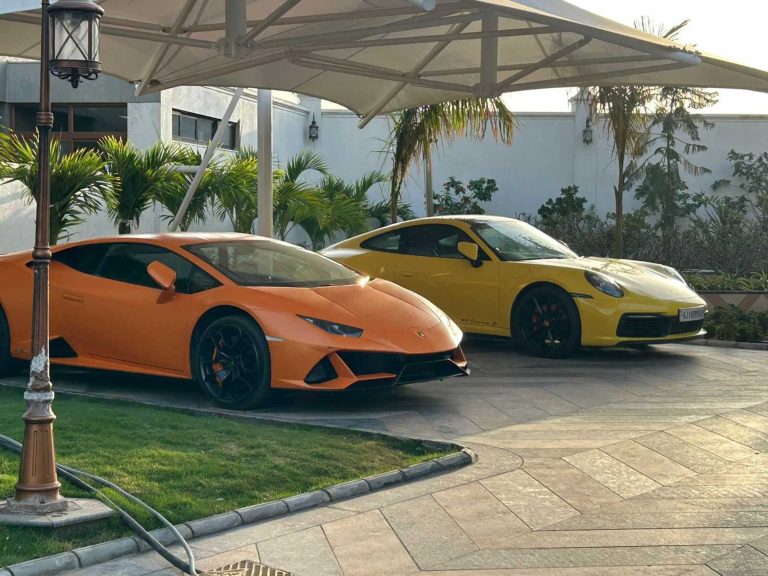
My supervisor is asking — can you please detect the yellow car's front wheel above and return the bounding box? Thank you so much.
[514,285,581,359]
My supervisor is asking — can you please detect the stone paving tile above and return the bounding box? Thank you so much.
[455,399,518,431]
[483,395,552,423]
[432,482,530,548]
[192,546,260,573]
[601,440,697,485]
[593,498,768,515]
[433,544,742,571]
[257,526,342,576]
[728,453,768,474]
[631,485,768,500]
[695,417,768,452]
[381,495,478,567]
[706,545,768,576]
[327,472,468,513]
[634,431,734,473]
[422,568,719,576]
[675,473,768,486]
[545,510,768,531]
[505,421,674,432]
[564,449,661,498]
[524,464,623,513]
[666,424,761,461]
[189,507,355,554]
[493,527,768,549]
[322,510,419,576]
[722,410,768,434]
[508,387,581,416]
[480,470,579,530]
[541,384,606,409]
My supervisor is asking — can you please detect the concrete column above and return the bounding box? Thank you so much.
[257,89,273,238]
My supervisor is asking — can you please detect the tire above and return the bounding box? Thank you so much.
[0,307,17,376]
[513,285,581,359]
[193,315,271,409]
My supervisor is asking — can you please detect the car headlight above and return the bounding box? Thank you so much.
[300,316,364,337]
[585,271,624,298]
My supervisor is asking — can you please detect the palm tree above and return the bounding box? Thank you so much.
[388,97,516,222]
[99,136,192,234]
[305,171,389,249]
[0,131,109,244]
[588,85,652,258]
[213,150,329,240]
[273,152,330,241]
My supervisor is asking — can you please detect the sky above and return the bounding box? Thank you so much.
[503,0,768,113]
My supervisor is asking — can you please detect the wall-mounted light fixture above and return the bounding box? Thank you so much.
[582,114,593,145]
[308,114,319,142]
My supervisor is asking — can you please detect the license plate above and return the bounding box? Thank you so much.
[679,307,705,322]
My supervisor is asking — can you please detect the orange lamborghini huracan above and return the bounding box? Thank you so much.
[0,233,467,408]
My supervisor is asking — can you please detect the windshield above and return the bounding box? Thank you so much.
[186,240,362,287]
[472,220,577,261]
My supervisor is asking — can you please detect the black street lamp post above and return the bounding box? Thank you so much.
[8,0,103,514]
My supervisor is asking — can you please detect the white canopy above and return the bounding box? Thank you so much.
[2,0,767,127]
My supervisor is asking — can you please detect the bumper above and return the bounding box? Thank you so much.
[270,343,469,390]
[575,295,708,347]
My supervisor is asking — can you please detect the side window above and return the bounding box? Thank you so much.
[53,244,111,274]
[94,243,220,294]
[361,231,402,253]
[405,225,475,259]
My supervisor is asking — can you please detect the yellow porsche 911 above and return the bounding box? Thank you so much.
[322,216,707,358]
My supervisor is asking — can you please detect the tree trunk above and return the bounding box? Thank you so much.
[613,155,625,259]
[390,182,398,225]
[425,148,434,217]
[118,221,131,234]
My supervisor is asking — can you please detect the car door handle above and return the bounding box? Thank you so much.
[397,271,416,278]
[62,292,84,303]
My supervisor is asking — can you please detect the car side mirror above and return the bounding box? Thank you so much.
[457,242,482,268]
[148,261,176,292]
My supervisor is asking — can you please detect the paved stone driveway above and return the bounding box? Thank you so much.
[4,340,768,575]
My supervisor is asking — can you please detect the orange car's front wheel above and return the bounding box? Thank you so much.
[194,315,272,409]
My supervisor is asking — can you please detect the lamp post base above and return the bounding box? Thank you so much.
[0,498,115,529]
[5,495,68,514]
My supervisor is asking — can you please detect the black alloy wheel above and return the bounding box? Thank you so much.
[514,286,580,358]
[195,315,271,409]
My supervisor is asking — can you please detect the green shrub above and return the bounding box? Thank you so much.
[704,305,768,342]
[685,272,768,291]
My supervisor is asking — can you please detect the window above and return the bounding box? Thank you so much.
[404,225,479,259]
[53,243,110,275]
[11,103,127,153]
[361,231,402,253]
[185,240,360,287]
[172,110,238,150]
[54,243,220,294]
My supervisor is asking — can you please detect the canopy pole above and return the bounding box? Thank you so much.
[257,89,273,238]
[478,12,498,96]
[169,87,244,232]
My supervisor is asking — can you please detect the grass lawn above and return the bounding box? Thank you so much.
[0,386,451,567]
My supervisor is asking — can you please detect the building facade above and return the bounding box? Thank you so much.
[2,59,768,254]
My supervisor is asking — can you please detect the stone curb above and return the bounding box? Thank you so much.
[3,447,475,576]
[684,339,768,351]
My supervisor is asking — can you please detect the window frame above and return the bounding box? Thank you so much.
[402,224,492,261]
[10,102,128,152]
[171,109,239,150]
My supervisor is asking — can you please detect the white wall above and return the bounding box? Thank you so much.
[3,77,768,254]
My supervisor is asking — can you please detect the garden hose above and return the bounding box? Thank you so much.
[0,433,199,575]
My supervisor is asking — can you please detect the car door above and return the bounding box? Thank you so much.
[51,242,215,373]
[393,224,500,330]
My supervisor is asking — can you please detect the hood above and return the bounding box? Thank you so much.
[518,256,698,300]
[246,278,444,330]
